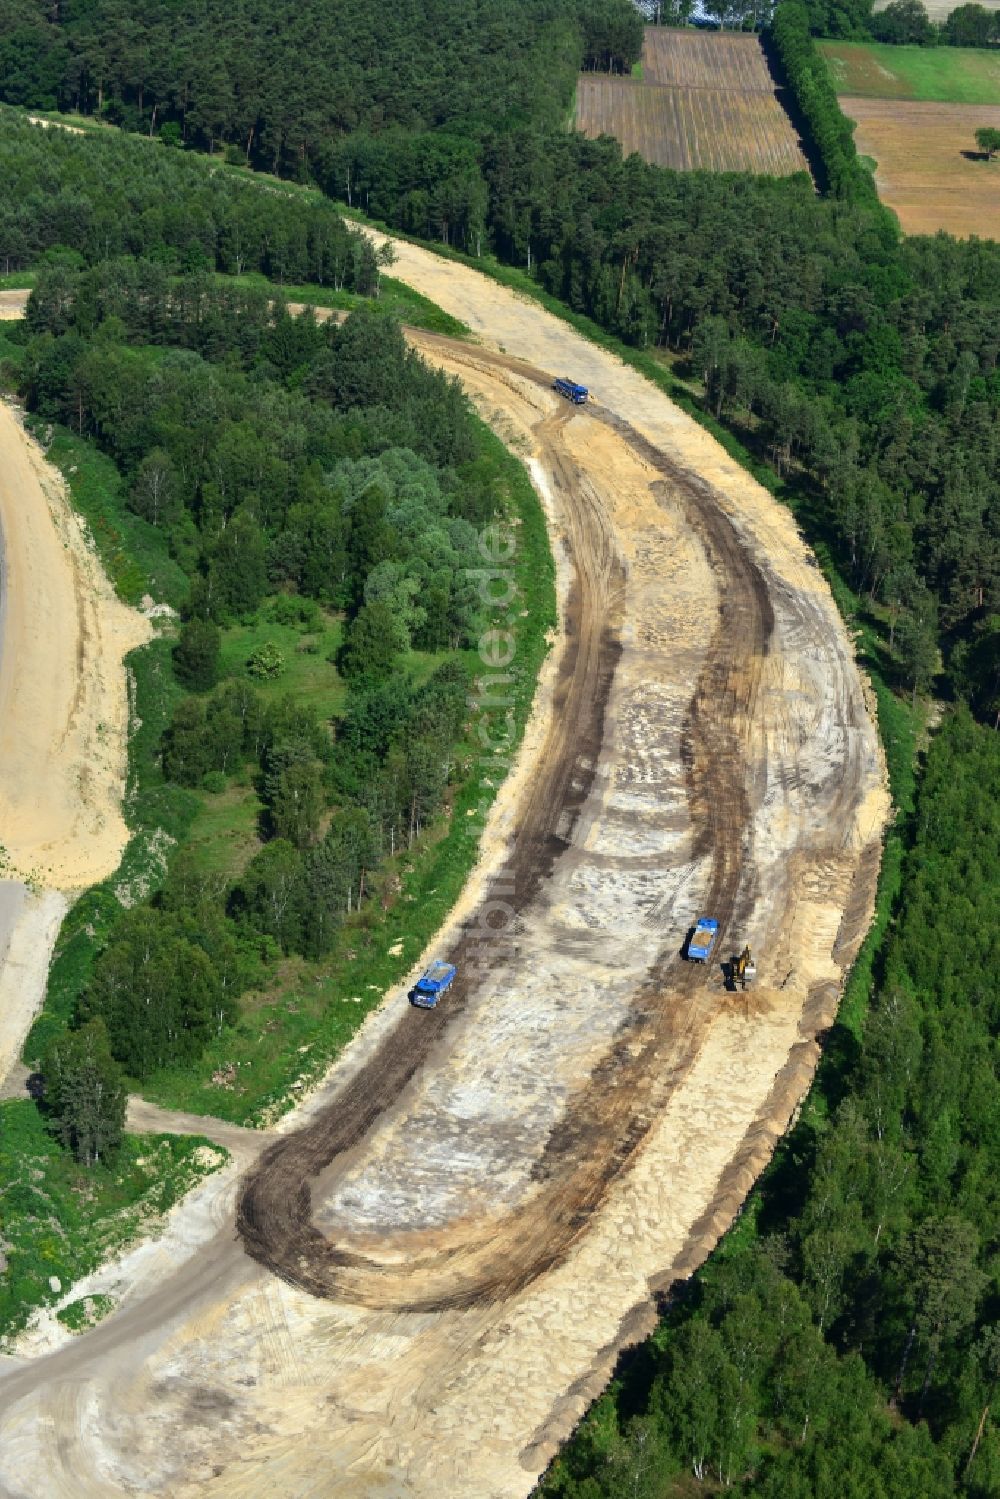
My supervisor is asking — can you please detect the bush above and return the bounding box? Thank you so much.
[268,593,322,631]
[246,641,286,679]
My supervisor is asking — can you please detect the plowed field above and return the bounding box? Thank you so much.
[575,28,809,176]
[642,27,778,91]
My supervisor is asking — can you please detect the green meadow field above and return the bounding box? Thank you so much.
[819,40,1000,104]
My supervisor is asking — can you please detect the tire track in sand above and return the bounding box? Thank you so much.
[235,347,777,1313]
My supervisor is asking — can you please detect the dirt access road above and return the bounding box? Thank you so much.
[0,243,888,1498]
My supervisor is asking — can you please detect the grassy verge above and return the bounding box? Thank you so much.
[219,271,468,337]
[137,414,554,1124]
[30,425,188,608]
[24,636,199,1065]
[0,1100,227,1347]
[0,324,26,388]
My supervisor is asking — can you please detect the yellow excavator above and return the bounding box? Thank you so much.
[733,945,757,990]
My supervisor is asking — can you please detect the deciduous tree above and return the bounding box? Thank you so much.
[42,1019,126,1167]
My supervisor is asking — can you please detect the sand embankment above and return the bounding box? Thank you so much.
[0,883,68,1087]
[0,401,151,890]
[0,402,151,1086]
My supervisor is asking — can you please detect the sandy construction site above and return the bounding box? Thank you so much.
[0,245,889,1498]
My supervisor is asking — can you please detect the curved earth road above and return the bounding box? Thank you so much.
[0,245,889,1499]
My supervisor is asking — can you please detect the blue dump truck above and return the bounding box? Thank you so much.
[553,377,589,404]
[688,917,719,963]
[410,959,457,1009]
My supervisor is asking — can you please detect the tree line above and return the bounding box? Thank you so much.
[0,107,380,287]
[768,0,878,201]
[538,708,1000,1498]
[800,0,1000,47]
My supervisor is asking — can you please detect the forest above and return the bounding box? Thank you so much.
[0,107,381,287]
[0,0,643,158]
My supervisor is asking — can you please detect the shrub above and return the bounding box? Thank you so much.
[246,642,286,679]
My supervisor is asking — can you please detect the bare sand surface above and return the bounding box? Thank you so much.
[0,291,28,321]
[0,883,68,1087]
[0,401,151,888]
[0,246,889,1499]
[25,116,86,136]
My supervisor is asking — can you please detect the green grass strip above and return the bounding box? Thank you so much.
[0,1100,227,1346]
[218,271,469,337]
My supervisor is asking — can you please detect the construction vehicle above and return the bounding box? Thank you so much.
[553,377,588,404]
[409,960,457,1009]
[733,945,757,989]
[687,917,718,963]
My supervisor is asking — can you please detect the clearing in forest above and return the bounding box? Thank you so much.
[575,28,809,177]
[820,40,1000,105]
[843,96,1000,238]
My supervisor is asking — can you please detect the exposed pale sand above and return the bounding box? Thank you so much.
[0,291,28,322]
[0,401,151,889]
[0,883,68,1088]
[0,242,888,1499]
[25,116,85,136]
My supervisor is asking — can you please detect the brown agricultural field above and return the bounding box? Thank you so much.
[843,96,1000,238]
[575,28,809,177]
[641,27,778,91]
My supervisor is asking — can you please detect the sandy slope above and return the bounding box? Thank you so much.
[0,401,151,888]
[0,243,889,1499]
[0,883,68,1086]
[0,399,150,1092]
